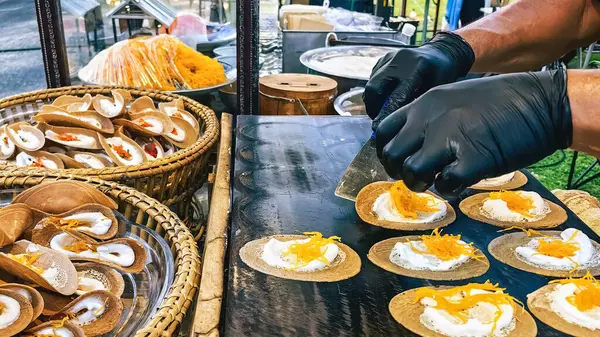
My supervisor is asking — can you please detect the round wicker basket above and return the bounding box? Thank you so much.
[0,168,200,337]
[0,86,219,220]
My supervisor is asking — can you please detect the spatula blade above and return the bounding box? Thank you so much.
[335,137,392,201]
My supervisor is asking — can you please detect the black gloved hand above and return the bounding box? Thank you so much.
[364,32,475,130]
[375,68,572,196]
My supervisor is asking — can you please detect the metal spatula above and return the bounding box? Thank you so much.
[335,133,392,201]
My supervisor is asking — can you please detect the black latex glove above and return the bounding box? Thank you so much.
[364,32,475,130]
[376,67,573,196]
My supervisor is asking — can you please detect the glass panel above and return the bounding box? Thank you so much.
[0,0,46,97]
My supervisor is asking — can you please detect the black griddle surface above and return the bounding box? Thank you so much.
[224,115,597,337]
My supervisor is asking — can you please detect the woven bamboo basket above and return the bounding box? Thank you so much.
[0,86,219,227]
[0,168,201,337]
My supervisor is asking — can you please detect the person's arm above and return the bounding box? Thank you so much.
[569,70,600,157]
[460,0,600,73]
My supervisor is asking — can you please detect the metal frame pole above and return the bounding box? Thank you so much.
[421,0,430,43]
[237,0,260,115]
[35,0,71,88]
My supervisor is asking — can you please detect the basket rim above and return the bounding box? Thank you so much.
[0,85,219,179]
[0,168,200,337]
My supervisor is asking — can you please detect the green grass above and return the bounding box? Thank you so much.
[529,151,600,198]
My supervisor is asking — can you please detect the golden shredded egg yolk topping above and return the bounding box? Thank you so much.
[415,281,522,335]
[28,317,70,337]
[0,302,4,315]
[408,228,487,264]
[281,232,340,270]
[502,227,581,268]
[50,217,93,230]
[389,181,440,219]
[487,191,535,217]
[551,271,600,312]
[63,241,97,254]
[6,252,44,274]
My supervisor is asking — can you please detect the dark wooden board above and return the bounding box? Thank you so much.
[224,115,596,337]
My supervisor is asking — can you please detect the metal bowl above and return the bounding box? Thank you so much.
[214,45,236,57]
[334,87,366,116]
[218,81,237,114]
[300,46,397,94]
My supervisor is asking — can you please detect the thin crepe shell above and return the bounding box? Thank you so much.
[6,122,45,151]
[33,227,147,274]
[26,320,86,337]
[164,115,199,148]
[157,98,184,114]
[53,95,85,108]
[368,236,489,280]
[129,96,155,114]
[67,151,114,169]
[37,288,74,316]
[470,171,528,191]
[0,240,78,295]
[12,181,118,214]
[15,150,65,170]
[37,203,118,240]
[75,263,125,298]
[459,193,568,229]
[527,283,593,337]
[53,94,92,112]
[158,100,199,131]
[99,126,146,166]
[0,283,43,321]
[0,203,35,246]
[33,106,114,134]
[0,288,33,336]
[113,110,171,137]
[91,90,130,118]
[355,182,456,230]
[239,235,361,282]
[389,287,537,337]
[135,136,165,161]
[54,153,87,169]
[488,231,600,277]
[0,125,16,159]
[52,290,123,336]
[38,123,102,150]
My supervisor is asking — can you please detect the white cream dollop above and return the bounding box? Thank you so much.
[482,191,549,222]
[372,192,447,223]
[35,327,75,337]
[166,124,186,142]
[73,153,106,169]
[106,137,143,165]
[261,238,339,272]
[50,233,135,267]
[45,130,97,148]
[69,296,106,326]
[515,228,596,270]
[389,241,470,271]
[62,212,112,235]
[0,294,20,329]
[135,117,164,134]
[76,276,106,296]
[420,289,515,337]
[550,283,600,330]
[0,134,14,158]
[15,152,58,169]
[474,172,516,187]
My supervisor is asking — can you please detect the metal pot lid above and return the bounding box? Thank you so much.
[300,46,397,81]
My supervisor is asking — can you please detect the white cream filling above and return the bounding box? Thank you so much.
[99,98,122,117]
[69,296,105,326]
[15,152,58,169]
[134,117,164,134]
[0,134,14,158]
[474,172,516,187]
[73,153,106,169]
[166,124,185,142]
[50,112,102,129]
[50,233,135,267]
[0,294,20,329]
[62,212,112,235]
[260,238,339,272]
[372,192,447,223]
[76,276,106,296]
[550,283,600,330]
[106,138,143,165]
[166,109,197,129]
[482,191,549,222]
[420,289,515,337]
[41,266,60,287]
[390,241,470,271]
[35,327,74,337]
[9,128,42,150]
[515,228,596,270]
[8,288,31,302]
[45,130,97,148]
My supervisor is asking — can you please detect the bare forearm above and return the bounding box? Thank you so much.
[457,0,600,73]
[570,70,600,158]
